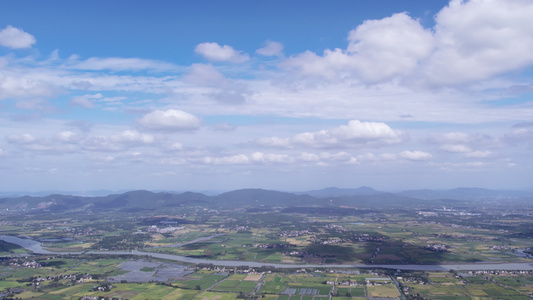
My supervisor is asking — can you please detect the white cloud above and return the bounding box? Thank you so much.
[464,150,493,158]
[426,131,502,156]
[0,25,36,49]
[183,63,250,104]
[69,93,123,108]
[357,152,398,162]
[441,144,472,153]
[2,128,157,155]
[6,133,36,144]
[69,94,101,108]
[255,136,291,148]
[319,151,356,163]
[399,150,433,161]
[328,120,406,144]
[0,75,58,99]
[251,152,292,163]
[257,120,406,149]
[112,130,154,145]
[15,98,58,113]
[195,42,250,63]
[282,49,354,80]
[168,142,183,151]
[283,12,433,82]
[346,12,434,82]
[67,57,178,72]
[100,96,126,104]
[427,132,497,151]
[425,0,533,85]
[56,131,79,143]
[80,135,121,152]
[137,109,201,131]
[432,132,471,144]
[283,0,533,86]
[79,130,154,152]
[299,152,320,162]
[504,128,533,146]
[256,41,284,56]
[184,64,226,85]
[200,154,250,165]
[211,123,236,131]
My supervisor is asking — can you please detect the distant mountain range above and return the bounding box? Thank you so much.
[301,186,382,197]
[0,187,531,213]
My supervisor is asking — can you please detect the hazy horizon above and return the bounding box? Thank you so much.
[1,0,532,192]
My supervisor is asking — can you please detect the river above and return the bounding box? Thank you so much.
[2,236,533,272]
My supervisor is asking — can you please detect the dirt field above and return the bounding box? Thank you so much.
[244,274,263,281]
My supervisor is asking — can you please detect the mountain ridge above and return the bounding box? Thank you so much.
[0,187,531,212]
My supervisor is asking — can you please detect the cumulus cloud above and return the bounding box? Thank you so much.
[112,130,154,145]
[346,13,434,82]
[4,129,154,154]
[0,75,58,99]
[256,41,284,56]
[79,136,122,152]
[425,0,533,85]
[319,151,357,164]
[0,25,36,49]
[399,150,433,161]
[194,42,250,63]
[251,152,292,163]
[283,12,433,82]
[200,154,250,165]
[137,109,201,131]
[357,152,398,162]
[440,144,472,153]
[299,152,320,162]
[283,0,533,86]
[79,131,154,152]
[258,120,407,149]
[5,132,78,153]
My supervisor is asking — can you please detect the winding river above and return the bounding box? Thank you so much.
[2,235,533,272]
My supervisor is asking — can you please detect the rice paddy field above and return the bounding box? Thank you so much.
[2,254,533,299]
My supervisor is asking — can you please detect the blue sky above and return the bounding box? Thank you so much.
[0,0,532,192]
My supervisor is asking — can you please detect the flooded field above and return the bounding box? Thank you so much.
[107,260,194,282]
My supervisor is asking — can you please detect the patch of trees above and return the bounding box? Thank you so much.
[91,233,151,250]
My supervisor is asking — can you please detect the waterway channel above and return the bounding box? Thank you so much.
[2,235,533,272]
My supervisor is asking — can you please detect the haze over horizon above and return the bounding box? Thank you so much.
[1,0,532,192]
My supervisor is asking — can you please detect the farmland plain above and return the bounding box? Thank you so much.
[1,188,533,299]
